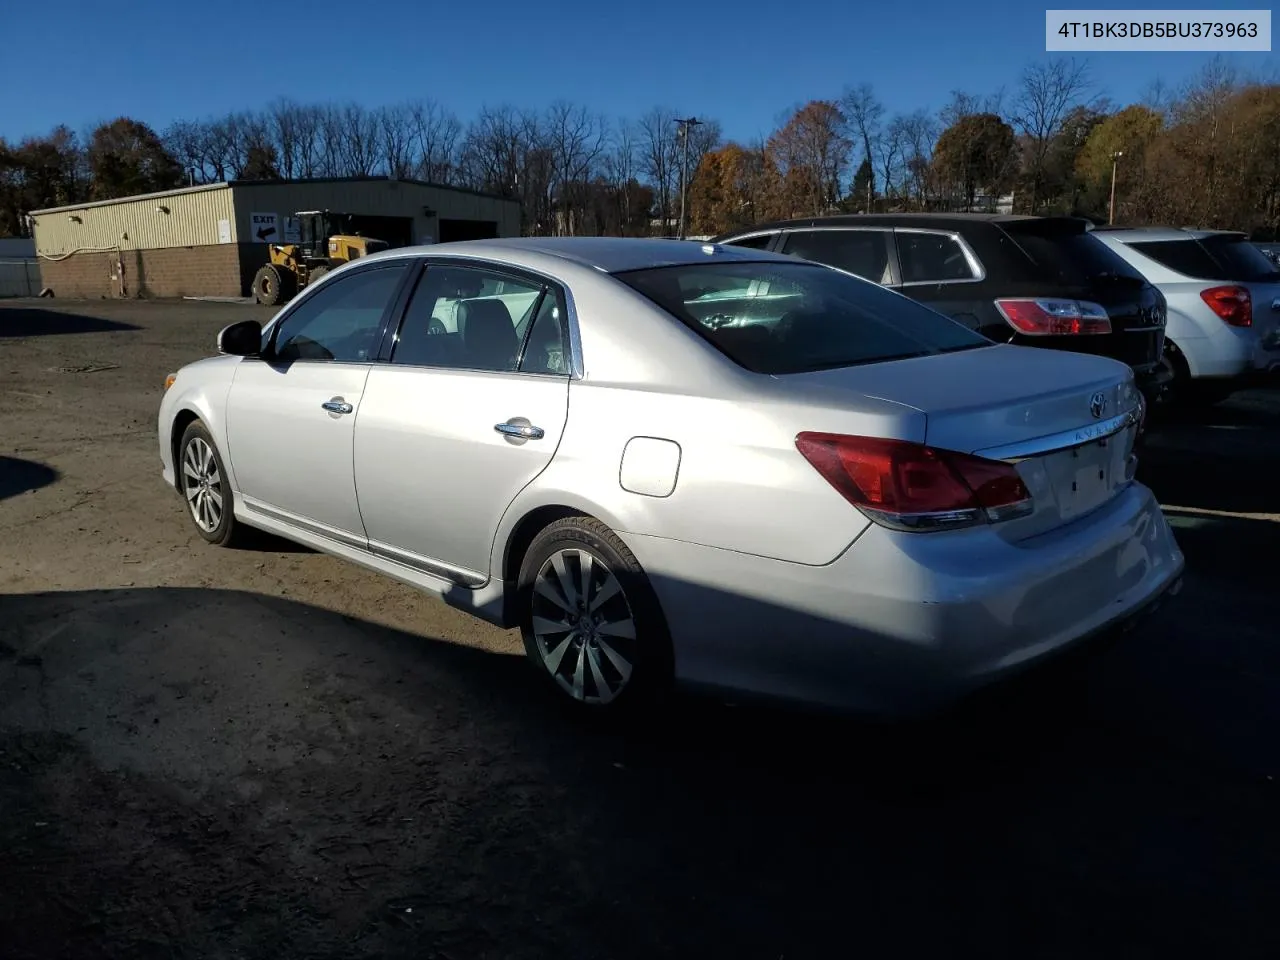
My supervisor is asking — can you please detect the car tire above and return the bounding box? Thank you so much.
[517,516,673,714]
[177,420,243,547]
[1153,339,1234,412]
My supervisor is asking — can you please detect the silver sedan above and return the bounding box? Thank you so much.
[158,237,1185,715]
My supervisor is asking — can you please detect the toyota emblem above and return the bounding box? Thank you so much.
[1089,391,1107,419]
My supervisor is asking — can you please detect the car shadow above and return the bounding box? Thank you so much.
[0,307,140,338]
[0,456,59,501]
[2,581,1275,960]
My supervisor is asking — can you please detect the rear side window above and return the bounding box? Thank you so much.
[1006,228,1145,286]
[613,260,990,375]
[724,233,777,251]
[781,230,892,283]
[1200,238,1280,282]
[896,232,978,283]
[1127,240,1226,280]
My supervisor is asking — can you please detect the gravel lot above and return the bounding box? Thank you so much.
[2,299,1279,960]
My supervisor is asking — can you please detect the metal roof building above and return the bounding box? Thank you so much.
[29,177,521,299]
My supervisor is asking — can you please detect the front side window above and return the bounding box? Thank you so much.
[781,230,892,283]
[390,264,548,372]
[614,260,990,375]
[270,263,409,363]
[896,232,978,283]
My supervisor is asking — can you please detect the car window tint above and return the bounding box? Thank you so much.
[1199,237,1280,282]
[518,290,570,375]
[1127,239,1226,280]
[724,233,776,250]
[781,230,892,283]
[1008,228,1146,286]
[896,232,977,283]
[391,264,543,372]
[272,264,408,363]
[614,260,991,376]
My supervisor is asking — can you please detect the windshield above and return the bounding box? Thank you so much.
[613,260,991,375]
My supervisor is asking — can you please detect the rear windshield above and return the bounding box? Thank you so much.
[1003,223,1146,286]
[1129,237,1280,282]
[613,260,991,375]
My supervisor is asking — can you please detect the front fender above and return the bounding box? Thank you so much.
[158,357,240,492]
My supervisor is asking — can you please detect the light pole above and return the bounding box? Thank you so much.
[674,116,702,238]
[1108,150,1124,225]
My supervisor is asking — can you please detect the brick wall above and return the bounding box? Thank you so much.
[38,244,254,299]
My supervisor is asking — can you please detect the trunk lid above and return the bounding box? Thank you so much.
[781,344,1143,538]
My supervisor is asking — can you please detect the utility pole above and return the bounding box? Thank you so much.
[1109,150,1124,225]
[674,116,702,239]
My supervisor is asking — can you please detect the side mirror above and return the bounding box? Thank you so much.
[218,319,263,357]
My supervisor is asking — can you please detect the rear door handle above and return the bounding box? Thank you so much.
[494,420,544,440]
[322,398,354,415]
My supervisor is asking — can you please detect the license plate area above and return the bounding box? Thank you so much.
[1037,431,1132,521]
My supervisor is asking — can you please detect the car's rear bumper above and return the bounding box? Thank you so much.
[628,481,1184,715]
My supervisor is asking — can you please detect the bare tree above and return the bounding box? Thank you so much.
[841,83,883,209]
[458,104,524,194]
[543,101,608,234]
[898,109,939,206]
[1010,58,1093,211]
[877,115,912,205]
[939,89,1005,128]
[163,120,208,183]
[377,104,415,179]
[333,103,380,176]
[638,107,680,232]
[602,120,640,234]
[406,99,462,184]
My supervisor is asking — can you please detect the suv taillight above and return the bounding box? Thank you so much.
[1200,285,1252,327]
[795,433,1034,533]
[995,298,1112,336]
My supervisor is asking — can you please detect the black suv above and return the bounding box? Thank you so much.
[712,214,1169,403]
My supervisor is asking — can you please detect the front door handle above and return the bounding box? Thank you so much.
[494,420,544,440]
[322,398,354,415]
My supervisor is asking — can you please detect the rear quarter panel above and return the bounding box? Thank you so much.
[500,381,928,567]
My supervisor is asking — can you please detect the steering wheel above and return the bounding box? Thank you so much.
[426,318,448,336]
[702,313,738,330]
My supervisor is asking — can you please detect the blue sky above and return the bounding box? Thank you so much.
[4,0,1275,144]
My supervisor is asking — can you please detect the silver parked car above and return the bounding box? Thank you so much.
[158,238,1185,715]
[1091,227,1280,406]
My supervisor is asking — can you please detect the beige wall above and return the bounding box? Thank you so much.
[31,185,236,256]
[31,179,520,264]
[229,180,521,245]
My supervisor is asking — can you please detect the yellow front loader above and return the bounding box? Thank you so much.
[251,211,389,306]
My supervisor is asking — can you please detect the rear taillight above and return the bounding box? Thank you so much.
[795,433,1034,532]
[995,299,1112,336]
[1200,285,1252,327]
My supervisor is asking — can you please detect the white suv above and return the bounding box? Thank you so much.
[1090,227,1280,407]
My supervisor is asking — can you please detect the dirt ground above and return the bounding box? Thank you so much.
[2,300,1279,960]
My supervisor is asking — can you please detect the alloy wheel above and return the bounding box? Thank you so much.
[531,548,637,705]
[182,436,224,533]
